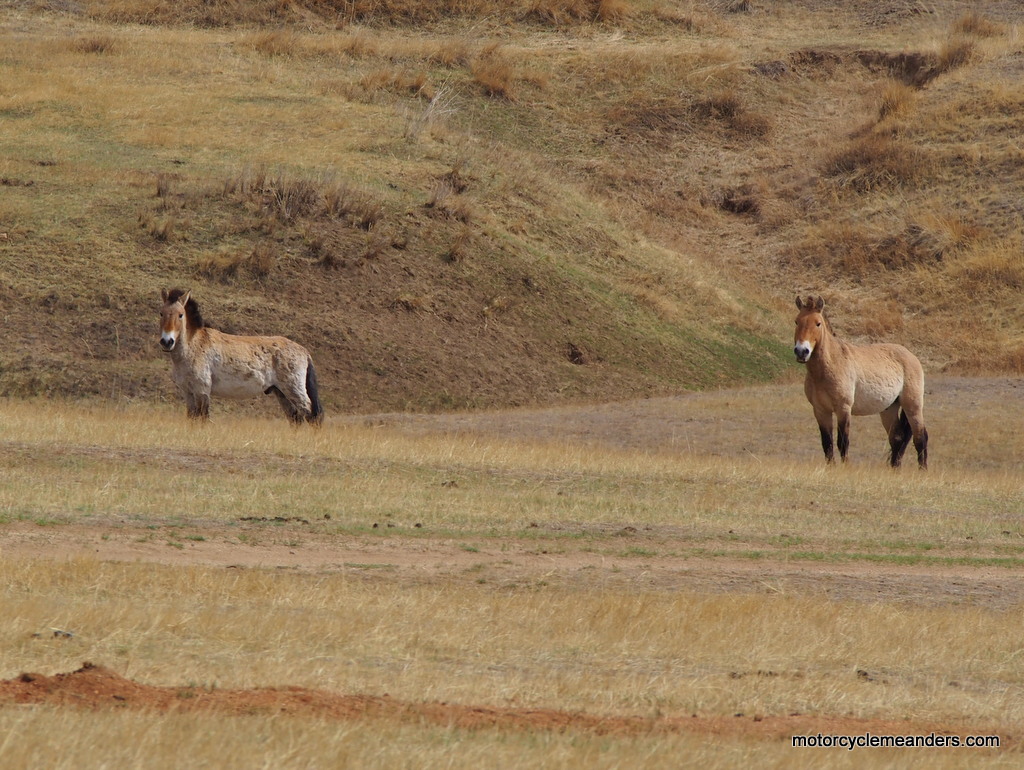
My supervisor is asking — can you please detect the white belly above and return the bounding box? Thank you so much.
[211,370,272,399]
[851,380,901,415]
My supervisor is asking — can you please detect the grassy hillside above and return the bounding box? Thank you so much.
[1,1,1021,412]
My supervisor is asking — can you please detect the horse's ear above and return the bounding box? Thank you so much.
[814,296,825,311]
[181,290,191,306]
[161,288,169,303]
[795,295,803,310]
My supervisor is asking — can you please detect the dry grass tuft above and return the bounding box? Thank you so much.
[877,80,917,122]
[953,11,1004,39]
[196,243,277,282]
[359,68,434,100]
[822,133,927,192]
[470,44,518,100]
[68,34,118,54]
[936,36,976,74]
[787,213,982,278]
[694,90,771,138]
[243,28,301,57]
[222,167,384,230]
[525,0,628,24]
[138,212,176,242]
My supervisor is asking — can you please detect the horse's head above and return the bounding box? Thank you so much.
[159,288,193,352]
[793,295,827,363]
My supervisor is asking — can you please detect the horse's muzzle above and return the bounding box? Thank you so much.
[160,336,176,352]
[794,344,812,363]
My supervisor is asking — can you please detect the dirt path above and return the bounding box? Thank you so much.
[3,519,1023,610]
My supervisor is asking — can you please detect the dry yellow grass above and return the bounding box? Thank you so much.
[0,388,1022,764]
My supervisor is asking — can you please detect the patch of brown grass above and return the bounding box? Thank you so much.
[822,132,927,192]
[525,0,631,24]
[936,36,976,74]
[67,34,119,54]
[877,79,917,122]
[470,44,518,100]
[359,68,434,100]
[694,90,771,138]
[243,28,302,57]
[196,242,278,283]
[786,214,982,279]
[953,11,1004,39]
[222,167,385,230]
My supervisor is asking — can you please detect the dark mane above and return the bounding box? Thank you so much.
[166,288,207,329]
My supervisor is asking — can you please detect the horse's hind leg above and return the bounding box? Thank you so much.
[908,415,928,469]
[881,403,911,468]
[266,386,304,425]
[901,393,928,470]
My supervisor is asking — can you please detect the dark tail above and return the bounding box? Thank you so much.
[306,358,324,426]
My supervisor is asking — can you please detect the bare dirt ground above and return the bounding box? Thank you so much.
[0,663,1015,747]
[2,377,1022,744]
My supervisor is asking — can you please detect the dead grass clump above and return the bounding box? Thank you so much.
[68,35,118,54]
[878,80,917,121]
[525,0,630,24]
[403,83,457,141]
[139,213,176,242]
[694,90,771,138]
[952,240,1024,292]
[953,11,1003,39]
[788,215,981,278]
[936,37,976,74]
[443,225,471,263]
[243,29,302,57]
[359,69,433,100]
[716,184,761,216]
[196,243,277,282]
[428,38,474,68]
[426,180,474,223]
[605,96,693,142]
[822,133,926,192]
[853,300,904,339]
[223,168,384,230]
[471,45,517,100]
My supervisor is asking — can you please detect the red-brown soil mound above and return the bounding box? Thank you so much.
[1,663,1016,747]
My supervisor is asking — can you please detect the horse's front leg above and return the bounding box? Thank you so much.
[836,408,852,462]
[185,390,211,420]
[813,407,835,463]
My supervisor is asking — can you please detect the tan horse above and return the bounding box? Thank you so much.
[159,289,323,424]
[794,296,927,468]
